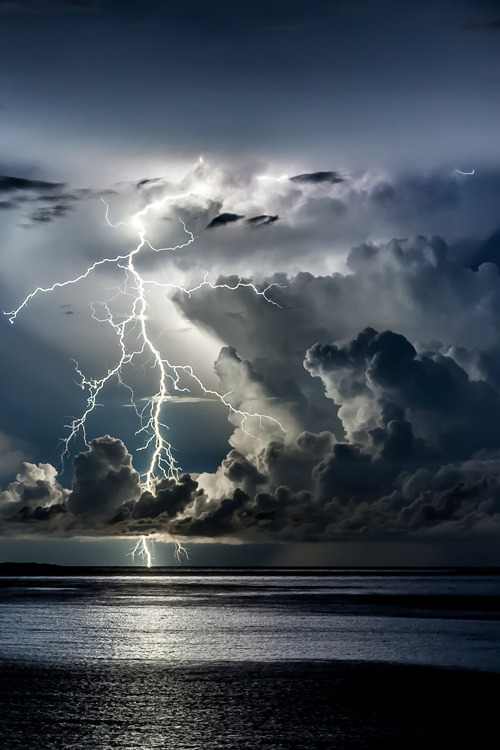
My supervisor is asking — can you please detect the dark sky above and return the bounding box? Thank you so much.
[2,0,500,565]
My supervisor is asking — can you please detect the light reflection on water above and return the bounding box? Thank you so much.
[6,571,500,595]
[1,573,500,671]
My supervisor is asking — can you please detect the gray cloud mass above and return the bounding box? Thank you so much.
[290,172,345,186]
[0,173,108,225]
[4,199,500,543]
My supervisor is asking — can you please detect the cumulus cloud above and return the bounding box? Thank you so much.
[3,317,500,542]
[67,436,142,519]
[305,327,500,460]
[0,461,69,527]
[111,162,500,283]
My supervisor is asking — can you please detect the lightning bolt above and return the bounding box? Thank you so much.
[455,169,475,175]
[129,535,153,568]
[173,539,190,564]
[5,175,287,565]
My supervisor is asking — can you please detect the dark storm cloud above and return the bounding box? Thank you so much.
[290,172,344,185]
[0,175,64,194]
[222,450,267,496]
[133,474,201,520]
[29,204,74,223]
[109,474,204,529]
[3,425,500,542]
[15,502,68,523]
[246,214,279,227]
[34,185,105,219]
[172,230,500,448]
[206,213,244,229]
[136,177,162,189]
[0,173,107,224]
[161,329,500,542]
[4,321,500,543]
[305,327,500,460]
[134,225,500,542]
[165,459,500,542]
[180,230,500,360]
[7,161,500,543]
[67,436,141,519]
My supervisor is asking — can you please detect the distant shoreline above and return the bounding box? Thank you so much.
[1,562,500,576]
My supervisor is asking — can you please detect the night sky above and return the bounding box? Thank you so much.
[3,0,500,564]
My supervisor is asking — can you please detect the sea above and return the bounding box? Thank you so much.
[1,567,499,748]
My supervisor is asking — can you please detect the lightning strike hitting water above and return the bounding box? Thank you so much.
[5,177,287,564]
[129,535,153,567]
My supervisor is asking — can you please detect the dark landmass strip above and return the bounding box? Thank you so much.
[2,562,500,576]
[0,660,497,749]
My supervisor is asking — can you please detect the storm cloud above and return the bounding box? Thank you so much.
[4,213,500,544]
[206,212,244,229]
[0,172,103,225]
[0,176,65,194]
[2,156,500,550]
[290,171,345,185]
[246,214,279,227]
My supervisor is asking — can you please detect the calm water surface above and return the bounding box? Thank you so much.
[2,570,500,748]
[1,571,500,671]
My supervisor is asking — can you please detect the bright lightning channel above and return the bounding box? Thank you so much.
[455,169,475,175]
[173,539,190,564]
[5,182,287,565]
[129,535,153,567]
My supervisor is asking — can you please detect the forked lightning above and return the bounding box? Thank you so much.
[130,535,154,568]
[5,178,286,564]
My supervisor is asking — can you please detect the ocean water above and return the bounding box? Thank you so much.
[1,569,500,671]
[1,569,499,748]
